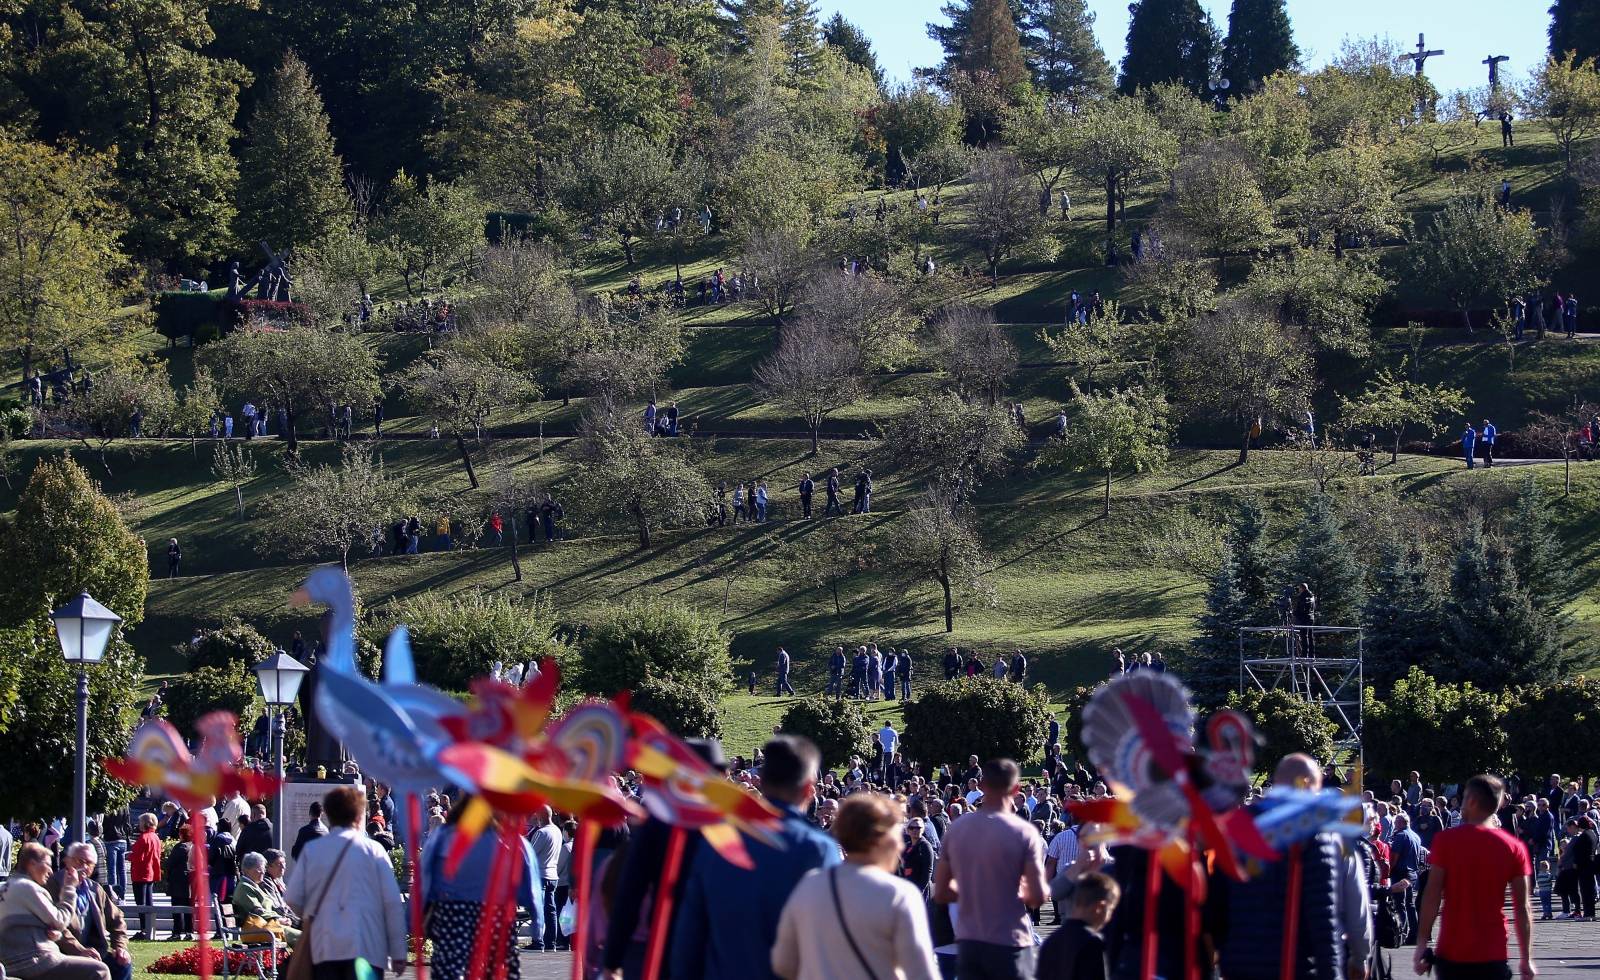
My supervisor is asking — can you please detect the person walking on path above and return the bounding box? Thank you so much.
[166,539,181,578]
[933,758,1048,980]
[1461,424,1477,469]
[1413,773,1536,980]
[284,786,408,980]
[827,646,845,698]
[1480,420,1498,468]
[775,646,796,696]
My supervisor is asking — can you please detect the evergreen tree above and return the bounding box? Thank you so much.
[1228,497,1277,618]
[1442,523,1574,688]
[236,52,348,256]
[1361,545,1445,688]
[1119,0,1217,97]
[1280,494,1365,628]
[1550,0,1600,62]
[961,0,1031,90]
[1508,475,1574,615]
[723,0,821,79]
[1018,0,1113,99]
[1219,0,1297,94]
[822,13,883,86]
[928,0,1027,73]
[1182,547,1250,708]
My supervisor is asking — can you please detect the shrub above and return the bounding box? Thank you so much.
[630,676,722,739]
[577,598,731,704]
[1,406,32,439]
[365,590,568,692]
[779,696,873,768]
[163,665,260,741]
[1363,668,1509,785]
[148,943,286,976]
[153,291,226,345]
[1504,678,1600,778]
[185,619,275,671]
[902,678,1049,770]
[1225,688,1339,774]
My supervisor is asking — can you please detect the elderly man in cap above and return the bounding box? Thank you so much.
[51,842,132,980]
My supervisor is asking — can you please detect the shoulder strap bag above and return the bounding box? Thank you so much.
[828,867,882,980]
[284,838,357,980]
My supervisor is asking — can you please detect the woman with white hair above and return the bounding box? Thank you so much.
[234,852,299,946]
[0,842,112,980]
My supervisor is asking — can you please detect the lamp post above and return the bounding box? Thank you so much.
[51,592,122,846]
[253,652,309,852]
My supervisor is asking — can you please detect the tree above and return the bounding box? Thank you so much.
[377,173,484,298]
[876,85,965,190]
[393,345,540,488]
[1507,475,1575,616]
[1038,299,1130,391]
[740,224,817,323]
[1505,677,1600,778]
[1004,99,1078,211]
[1018,0,1113,101]
[902,677,1049,767]
[558,131,691,267]
[1119,0,1217,97]
[578,597,732,706]
[882,393,1025,501]
[235,52,347,256]
[1279,495,1365,628]
[0,454,148,628]
[1441,522,1575,689]
[962,150,1047,284]
[186,620,275,672]
[172,368,223,456]
[569,412,712,549]
[1414,93,1480,167]
[164,665,260,742]
[767,519,877,620]
[1219,0,1298,94]
[931,306,1018,403]
[51,365,176,475]
[1172,305,1315,464]
[1179,549,1249,707]
[1242,247,1390,355]
[1226,688,1337,771]
[884,489,995,633]
[1523,52,1600,168]
[1410,193,1544,332]
[796,272,919,372]
[201,325,383,453]
[631,677,724,739]
[0,134,133,385]
[558,303,685,405]
[1066,97,1179,231]
[256,447,410,571]
[1041,383,1170,516]
[822,13,882,86]
[368,590,570,692]
[1362,545,1447,688]
[1338,367,1470,462]
[1227,74,1312,203]
[780,696,873,766]
[1288,138,1405,259]
[211,442,257,520]
[1161,141,1275,263]
[955,0,1032,143]
[753,316,869,453]
[1550,0,1600,63]
[1363,668,1508,784]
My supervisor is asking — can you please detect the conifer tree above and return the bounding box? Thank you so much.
[1508,476,1574,615]
[1183,548,1249,708]
[1442,522,1573,688]
[1280,494,1365,628]
[822,14,883,85]
[962,0,1031,90]
[1119,0,1217,97]
[1019,0,1113,99]
[928,0,1028,72]
[1219,0,1298,94]
[236,52,348,255]
[1550,0,1600,63]
[1362,545,1445,688]
[1229,497,1277,618]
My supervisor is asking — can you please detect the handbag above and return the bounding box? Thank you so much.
[284,839,357,980]
[828,867,881,980]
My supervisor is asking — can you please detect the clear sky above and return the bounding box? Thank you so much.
[815,0,1551,97]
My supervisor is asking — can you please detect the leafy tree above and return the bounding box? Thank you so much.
[51,364,176,475]
[767,519,877,619]
[1038,299,1130,391]
[377,173,484,298]
[293,222,379,327]
[1066,97,1178,231]
[883,489,995,633]
[1410,193,1544,332]
[569,411,712,549]
[796,272,919,372]
[235,52,347,255]
[931,306,1018,404]
[0,134,133,385]
[172,368,223,455]
[962,150,1048,284]
[1172,305,1314,464]
[1226,74,1312,203]
[1018,0,1112,101]
[558,131,692,267]
[201,324,383,452]
[1304,40,1423,151]
[903,677,1049,767]
[1219,0,1298,94]
[1414,92,1481,167]
[1161,141,1274,262]
[1242,248,1390,355]
[1041,383,1170,516]
[1441,522,1575,688]
[1363,668,1508,784]
[187,620,275,672]
[392,345,540,488]
[1504,677,1600,778]
[780,696,873,766]
[1004,98,1080,212]
[578,597,732,705]
[1550,0,1600,62]
[1144,81,1216,151]
[753,316,869,454]
[1338,367,1469,462]
[1523,52,1600,168]
[164,665,260,742]
[882,393,1025,501]
[631,676,724,739]
[0,454,148,627]
[1119,0,1217,97]
[877,85,965,190]
[1287,138,1405,259]
[822,13,882,86]
[1362,545,1446,689]
[1226,688,1337,771]
[1507,476,1575,616]
[367,590,570,692]
[1279,494,1365,628]
[740,223,817,324]
[255,446,410,571]
[558,303,685,404]
[211,441,257,520]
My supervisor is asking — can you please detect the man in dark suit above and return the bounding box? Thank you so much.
[289,801,326,861]
[235,803,274,861]
[797,474,814,518]
[53,842,132,980]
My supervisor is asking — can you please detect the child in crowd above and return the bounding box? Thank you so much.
[1036,870,1119,979]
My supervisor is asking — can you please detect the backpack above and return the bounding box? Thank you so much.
[209,835,238,878]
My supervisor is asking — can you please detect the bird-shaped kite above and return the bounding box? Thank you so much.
[104,712,278,980]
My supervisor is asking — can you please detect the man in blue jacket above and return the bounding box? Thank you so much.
[1461,424,1477,469]
[1480,418,1497,468]
[670,736,840,980]
[1389,810,1424,944]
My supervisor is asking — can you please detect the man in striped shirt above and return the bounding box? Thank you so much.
[1044,817,1082,925]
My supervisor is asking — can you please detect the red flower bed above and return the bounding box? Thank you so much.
[147,943,286,976]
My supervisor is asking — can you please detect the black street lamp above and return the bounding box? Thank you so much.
[51,592,122,845]
[253,651,309,851]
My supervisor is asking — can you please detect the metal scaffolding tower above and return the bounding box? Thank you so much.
[1238,625,1364,749]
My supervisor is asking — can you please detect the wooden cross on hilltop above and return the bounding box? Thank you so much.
[1407,33,1444,77]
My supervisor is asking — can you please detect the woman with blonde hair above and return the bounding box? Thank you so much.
[772,793,939,980]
